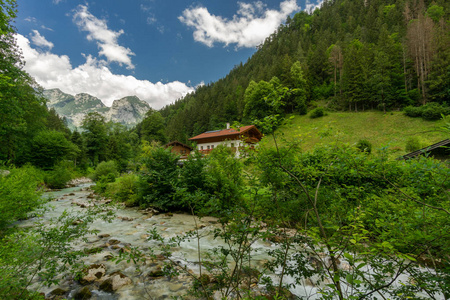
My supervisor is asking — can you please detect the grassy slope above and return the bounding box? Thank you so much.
[262,111,448,157]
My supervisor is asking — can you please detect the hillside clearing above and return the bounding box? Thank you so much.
[262,111,448,157]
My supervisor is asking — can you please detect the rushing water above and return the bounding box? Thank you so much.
[16,184,441,300]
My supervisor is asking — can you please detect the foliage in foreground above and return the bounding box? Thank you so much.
[0,165,44,231]
[0,206,115,300]
[0,162,116,299]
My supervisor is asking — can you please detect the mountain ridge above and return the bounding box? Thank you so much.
[43,89,151,129]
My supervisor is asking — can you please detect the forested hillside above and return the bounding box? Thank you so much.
[160,0,450,143]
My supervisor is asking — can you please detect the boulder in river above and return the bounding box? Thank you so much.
[99,271,132,292]
[108,239,121,245]
[48,287,68,298]
[79,264,107,285]
[73,286,92,299]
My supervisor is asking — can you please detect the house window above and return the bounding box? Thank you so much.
[211,145,214,149]
[207,145,210,150]
[181,150,185,154]
[231,143,234,148]
[201,146,203,150]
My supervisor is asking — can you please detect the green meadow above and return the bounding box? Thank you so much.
[263,111,448,157]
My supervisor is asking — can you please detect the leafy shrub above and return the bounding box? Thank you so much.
[309,107,325,118]
[403,103,450,120]
[105,173,139,206]
[137,146,179,210]
[405,137,422,152]
[296,98,308,115]
[308,101,319,110]
[422,105,446,120]
[403,106,422,117]
[312,82,333,100]
[0,165,44,230]
[204,146,244,213]
[44,161,74,189]
[356,139,372,154]
[30,130,77,170]
[91,160,118,182]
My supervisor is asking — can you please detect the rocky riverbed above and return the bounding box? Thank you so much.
[20,184,273,300]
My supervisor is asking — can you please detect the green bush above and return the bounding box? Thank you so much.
[30,130,77,170]
[296,98,308,115]
[0,165,44,230]
[356,139,372,154]
[422,105,445,120]
[44,161,74,189]
[105,173,139,206]
[309,107,325,118]
[403,106,422,118]
[137,146,179,210]
[91,160,118,182]
[204,146,244,213]
[405,136,422,152]
[404,103,450,120]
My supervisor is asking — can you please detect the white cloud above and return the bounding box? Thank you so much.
[72,5,135,69]
[178,0,300,48]
[25,17,37,23]
[41,25,54,32]
[30,30,54,50]
[305,0,324,13]
[16,34,194,109]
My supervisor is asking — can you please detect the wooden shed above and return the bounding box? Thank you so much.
[164,141,193,160]
[400,139,450,161]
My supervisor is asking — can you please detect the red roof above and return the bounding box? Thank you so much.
[189,125,261,141]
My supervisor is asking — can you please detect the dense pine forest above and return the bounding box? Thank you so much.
[159,0,450,142]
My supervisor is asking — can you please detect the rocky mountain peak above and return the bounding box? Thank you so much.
[43,90,151,129]
[74,93,105,107]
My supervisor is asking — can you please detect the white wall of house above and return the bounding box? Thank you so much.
[195,139,243,156]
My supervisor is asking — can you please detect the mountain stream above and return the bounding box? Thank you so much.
[16,183,437,300]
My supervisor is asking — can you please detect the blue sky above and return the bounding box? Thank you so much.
[15,0,320,109]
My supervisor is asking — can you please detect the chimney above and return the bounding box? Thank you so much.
[226,122,230,129]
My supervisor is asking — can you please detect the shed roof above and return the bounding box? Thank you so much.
[188,125,261,141]
[164,141,193,151]
[401,139,450,160]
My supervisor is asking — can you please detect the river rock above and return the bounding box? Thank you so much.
[48,288,68,297]
[73,286,92,300]
[304,278,316,287]
[108,239,121,245]
[169,283,184,292]
[119,246,131,254]
[79,264,107,285]
[99,272,132,292]
[148,269,165,278]
[66,177,93,187]
[103,253,114,261]
[98,234,110,238]
[308,256,323,270]
[72,219,83,225]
